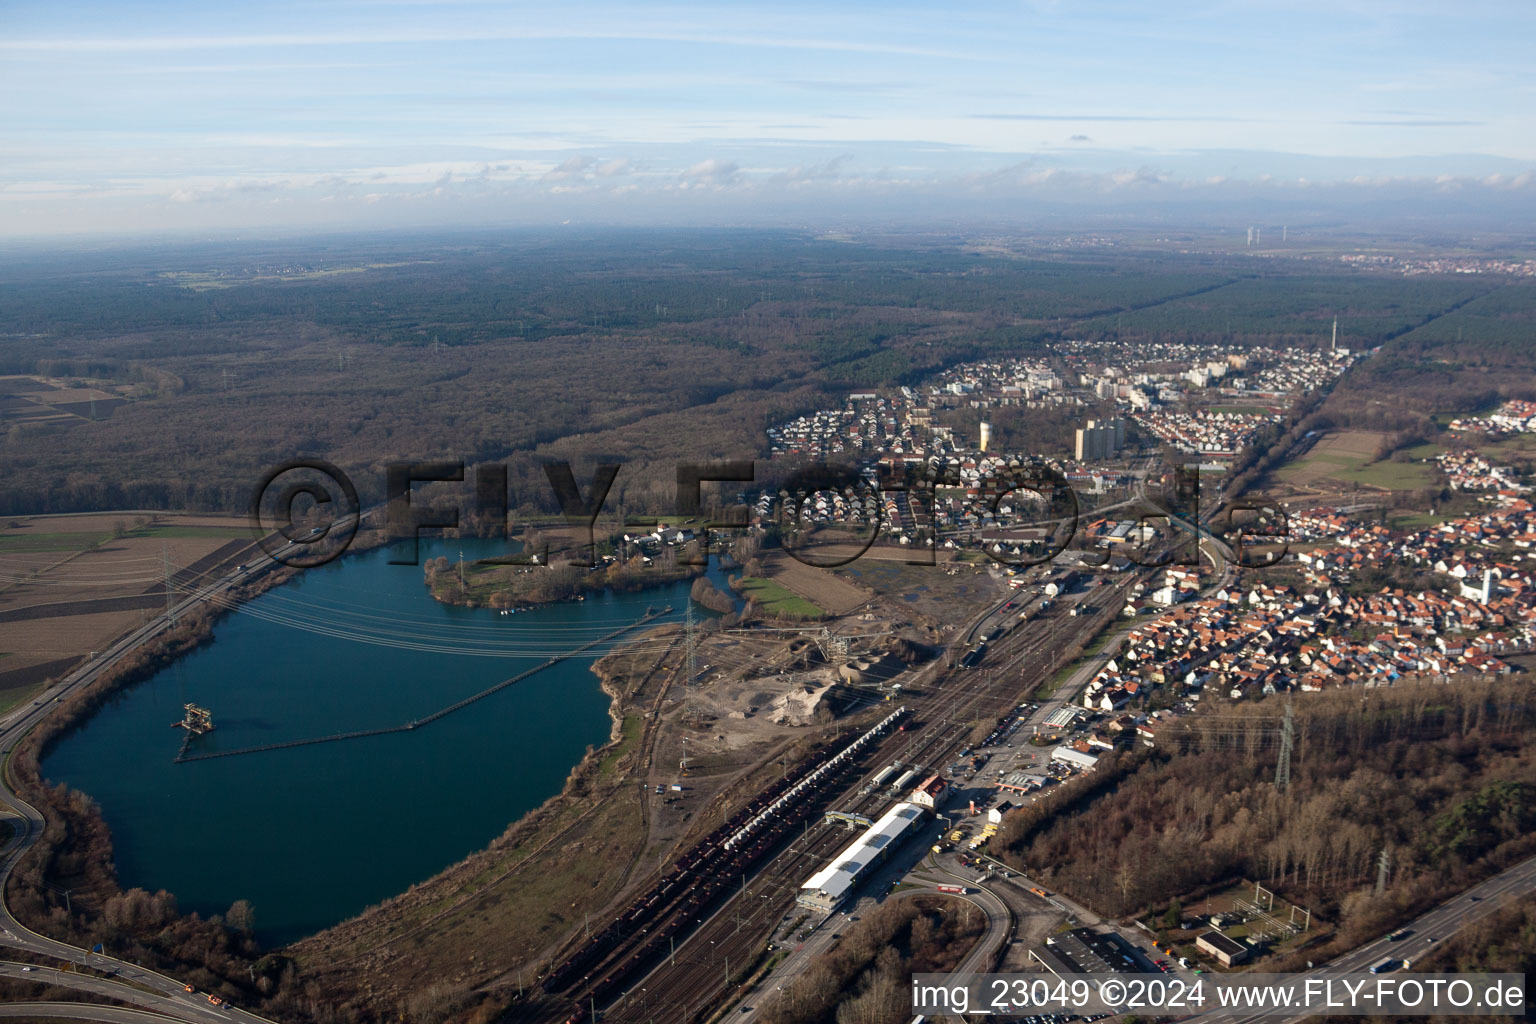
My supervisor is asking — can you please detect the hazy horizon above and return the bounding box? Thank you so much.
[3,0,1534,238]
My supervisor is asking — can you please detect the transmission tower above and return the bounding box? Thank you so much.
[1375,848,1392,895]
[1274,701,1294,792]
[830,633,850,661]
[683,602,702,726]
[685,601,698,685]
[162,544,177,626]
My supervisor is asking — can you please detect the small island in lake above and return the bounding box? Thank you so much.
[423,527,757,611]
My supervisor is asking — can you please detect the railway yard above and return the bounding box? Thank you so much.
[0,488,1212,1023]
[523,558,1151,1023]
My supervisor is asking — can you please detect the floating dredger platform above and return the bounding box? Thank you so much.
[175,703,214,735]
[172,703,214,758]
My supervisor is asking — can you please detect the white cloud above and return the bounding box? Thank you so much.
[770,155,850,184]
[543,156,594,181]
[679,159,739,186]
[0,27,992,63]
[1109,166,1165,188]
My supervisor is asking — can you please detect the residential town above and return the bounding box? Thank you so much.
[1079,493,1536,722]
[1447,398,1536,435]
[1131,408,1279,456]
[769,339,1355,465]
[1338,252,1536,278]
[1436,448,1525,492]
[9,8,1536,1017]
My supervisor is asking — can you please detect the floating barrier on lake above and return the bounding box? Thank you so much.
[174,606,671,764]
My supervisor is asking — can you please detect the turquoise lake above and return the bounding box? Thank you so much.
[41,539,727,947]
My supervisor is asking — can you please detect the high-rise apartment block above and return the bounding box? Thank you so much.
[1075,417,1125,461]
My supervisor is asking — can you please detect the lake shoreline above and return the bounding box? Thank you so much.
[30,534,711,950]
[423,556,706,611]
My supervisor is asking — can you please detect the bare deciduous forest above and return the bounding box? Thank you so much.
[6,233,1536,1023]
[997,681,1536,952]
[7,231,1532,518]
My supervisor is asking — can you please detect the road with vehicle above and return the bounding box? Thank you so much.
[0,1003,197,1024]
[0,528,326,1023]
[0,960,240,1022]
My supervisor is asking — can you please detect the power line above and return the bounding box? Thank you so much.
[1274,700,1294,793]
[162,544,176,627]
[684,600,703,726]
[685,601,698,685]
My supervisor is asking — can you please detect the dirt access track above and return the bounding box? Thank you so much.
[0,512,259,708]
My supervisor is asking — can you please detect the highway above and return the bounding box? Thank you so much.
[901,843,1536,1024]
[713,531,1526,1024]
[0,488,1521,1024]
[1188,852,1536,1024]
[0,527,313,1024]
[0,477,1191,1024]
[1326,854,1536,974]
[0,960,240,1021]
[0,1003,194,1024]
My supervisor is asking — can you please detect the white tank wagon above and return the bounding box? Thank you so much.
[720,706,910,850]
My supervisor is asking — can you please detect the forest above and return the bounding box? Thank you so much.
[4,230,1528,517]
[994,679,1536,960]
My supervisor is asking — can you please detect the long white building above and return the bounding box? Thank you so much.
[797,802,929,912]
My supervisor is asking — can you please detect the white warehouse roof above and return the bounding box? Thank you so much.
[800,802,927,903]
[1051,745,1100,770]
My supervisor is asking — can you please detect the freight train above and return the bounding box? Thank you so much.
[543,706,910,1015]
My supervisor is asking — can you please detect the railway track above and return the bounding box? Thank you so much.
[549,592,1132,1024]
[529,707,913,1022]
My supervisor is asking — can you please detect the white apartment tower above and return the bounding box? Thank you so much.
[1075,417,1125,461]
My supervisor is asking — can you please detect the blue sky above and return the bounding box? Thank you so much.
[2,0,1533,235]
